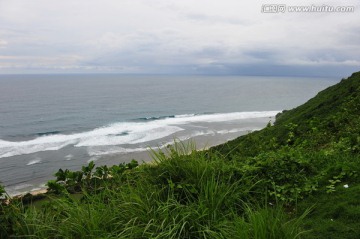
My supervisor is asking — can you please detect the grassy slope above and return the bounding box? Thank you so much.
[212,71,360,238]
[1,72,360,238]
[213,71,360,157]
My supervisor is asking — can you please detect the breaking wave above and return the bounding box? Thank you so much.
[0,111,279,159]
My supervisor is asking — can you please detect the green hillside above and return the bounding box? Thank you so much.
[212,71,360,238]
[214,71,360,157]
[1,72,360,238]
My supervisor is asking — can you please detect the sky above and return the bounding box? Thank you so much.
[0,0,359,76]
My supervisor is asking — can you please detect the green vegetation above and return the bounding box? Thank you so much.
[1,72,360,238]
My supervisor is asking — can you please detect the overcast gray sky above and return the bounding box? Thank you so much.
[0,0,359,76]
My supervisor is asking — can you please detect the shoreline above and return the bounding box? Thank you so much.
[4,117,275,198]
[7,140,221,198]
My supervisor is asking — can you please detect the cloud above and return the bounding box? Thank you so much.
[0,39,8,48]
[0,0,359,76]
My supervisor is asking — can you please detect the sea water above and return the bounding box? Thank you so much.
[0,74,338,195]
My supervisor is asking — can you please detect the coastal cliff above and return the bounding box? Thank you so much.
[1,72,360,238]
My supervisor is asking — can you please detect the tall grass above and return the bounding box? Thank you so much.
[5,142,309,238]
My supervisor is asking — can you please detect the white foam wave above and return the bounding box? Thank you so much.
[26,158,42,166]
[65,154,74,160]
[90,130,218,157]
[165,111,278,123]
[0,111,279,159]
[87,146,148,156]
[13,184,33,190]
[76,124,183,147]
[6,183,48,197]
[178,130,216,140]
[175,114,196,118]
[0,139,75,159]
[159,130,216,148]
[216,127,262,135]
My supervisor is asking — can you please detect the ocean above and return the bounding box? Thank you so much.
[0,74,338,195]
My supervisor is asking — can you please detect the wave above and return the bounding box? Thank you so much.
[87,146,148,156]
[36,130,62,137]
[26,158,42,165]
[216,127,262,135]
[64,154,74,161]
[0,111,279,159]
[91,132,217,157]
[87,130,217,157]
[13,184,34,190]
[158,130,217,149]
[136,115,175,121]
[135,114,202,121]
[6,183,47,197]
